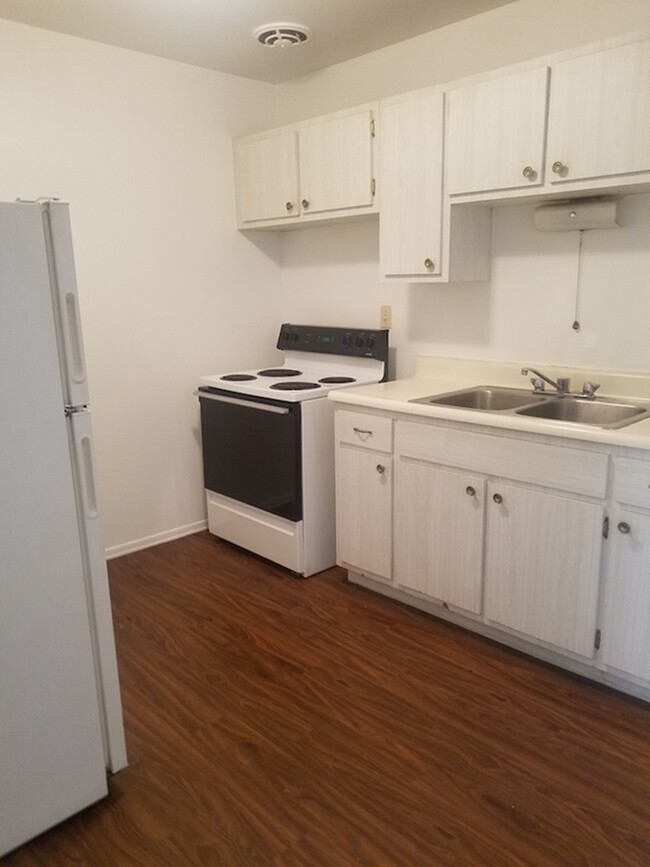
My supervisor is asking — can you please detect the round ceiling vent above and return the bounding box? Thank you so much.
[253,23,310,48]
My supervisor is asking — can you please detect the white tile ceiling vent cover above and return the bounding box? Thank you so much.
[253,23,310,47]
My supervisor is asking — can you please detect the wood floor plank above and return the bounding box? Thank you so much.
[4,531,650,866]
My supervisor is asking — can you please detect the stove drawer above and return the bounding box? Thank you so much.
[336,410,393,453]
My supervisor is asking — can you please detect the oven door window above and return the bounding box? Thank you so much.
[199,390,302,521]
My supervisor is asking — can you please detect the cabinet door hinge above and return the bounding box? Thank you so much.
[602,516,609,538]
[594,628,602,650]
[370,117,376,137]
[371,178,376,196]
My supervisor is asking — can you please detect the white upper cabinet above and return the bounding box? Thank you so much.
[379,92,444,277]
[379,89,491,283]
[299,109,375,215]
[546,39,650,185]
[446,66,550,195]
[234,131,299,225]
[233,104,377,229]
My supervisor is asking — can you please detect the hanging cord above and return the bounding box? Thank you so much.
[572,229,585,332]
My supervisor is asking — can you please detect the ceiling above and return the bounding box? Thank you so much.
[0,0,516,84]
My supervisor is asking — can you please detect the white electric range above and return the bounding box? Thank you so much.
[197,324,389,576]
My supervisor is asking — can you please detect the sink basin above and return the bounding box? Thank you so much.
[411,385,650,429]
[516,397,650,429]
[411,386,549,412]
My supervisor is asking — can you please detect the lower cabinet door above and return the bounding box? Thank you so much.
[336,445,392,580]
[484,483,604,657]
[395,459,485,613]
[601,508,650,680]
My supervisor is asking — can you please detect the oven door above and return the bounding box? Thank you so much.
[198,388,302,521]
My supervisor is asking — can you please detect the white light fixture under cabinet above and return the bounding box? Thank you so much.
[533,198,621,231]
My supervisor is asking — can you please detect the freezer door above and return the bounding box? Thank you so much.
[68,409,127,772]
[43,201,90,409]
[0,201,110,856]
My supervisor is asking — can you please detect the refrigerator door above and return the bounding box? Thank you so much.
[42,201,90,409]
[0,202,110,856]
[68,408,127,772]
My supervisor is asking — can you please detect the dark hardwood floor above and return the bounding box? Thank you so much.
[6,531,650,866]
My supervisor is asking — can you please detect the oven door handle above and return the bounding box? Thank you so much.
[195,390,290,415]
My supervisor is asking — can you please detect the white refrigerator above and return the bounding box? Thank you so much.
[0,200,127,857]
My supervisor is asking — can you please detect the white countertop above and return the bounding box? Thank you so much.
[328,356,650,451]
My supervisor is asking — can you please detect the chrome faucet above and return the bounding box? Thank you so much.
[521,367,571,395]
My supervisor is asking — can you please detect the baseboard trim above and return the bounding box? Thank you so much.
[106,520,208,560]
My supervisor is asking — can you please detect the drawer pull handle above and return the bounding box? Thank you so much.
[376,464,385,474]
[465,486,476,497]
[492,493,503,504]
[285,201,294,212]
[352,426,373,440]
[522,165,536,181]
[618,522,631,534]
[552,160,567,175]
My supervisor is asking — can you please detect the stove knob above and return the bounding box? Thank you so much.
[355,336,364,348]
[291,332,299,342]
[367,336,375,348]
[343,334,352,346]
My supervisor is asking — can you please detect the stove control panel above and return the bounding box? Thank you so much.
[277,324,388,362]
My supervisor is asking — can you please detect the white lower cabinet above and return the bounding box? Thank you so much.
[601,508,650,680]
[334,406,650,700]
[335,411,393,581]
[600,443,650,687]
[484,483,604,657]
[395,459,484,613]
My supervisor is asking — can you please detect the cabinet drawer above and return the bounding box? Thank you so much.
[397,421,608,498]
[613,458,650,509]
[336,410,393,453]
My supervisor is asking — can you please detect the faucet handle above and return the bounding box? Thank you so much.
[581,381,601,399]
[530,377,546,392]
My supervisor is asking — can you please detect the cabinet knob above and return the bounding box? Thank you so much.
[552,160,567,175]
[522,165,536,181]
[618,521,631,534]
[424,258,435,270]
[301,198,310,210]
[376,464,385,474]
[492,493,503,504]
[465,486,476,497]
[285,201,294,212]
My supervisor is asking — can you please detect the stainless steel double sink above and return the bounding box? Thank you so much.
[410,386,650,430]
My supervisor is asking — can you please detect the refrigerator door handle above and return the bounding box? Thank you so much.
[64,289,87,385]
[78,433,99,519]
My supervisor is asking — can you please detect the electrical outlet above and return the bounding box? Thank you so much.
[380,305,392,329]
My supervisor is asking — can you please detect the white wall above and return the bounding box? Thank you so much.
[276,0,650,379]
[0,19,282,553]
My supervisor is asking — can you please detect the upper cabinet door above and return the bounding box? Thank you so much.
[547,40,650,185]
[446,66,550,195]
[298,108,375,215]
[234,130,299,224]
[379,92,444,278]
